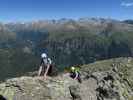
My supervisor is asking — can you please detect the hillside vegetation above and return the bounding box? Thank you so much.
[0,18,133,80]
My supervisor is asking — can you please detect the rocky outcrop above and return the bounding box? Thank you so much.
[0,57,133,100]
[0,75,97,100]
[0,72,132,100]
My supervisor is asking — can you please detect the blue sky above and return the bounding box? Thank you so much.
[0,0,133,22]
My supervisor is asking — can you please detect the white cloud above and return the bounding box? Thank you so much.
[121,2,133,7]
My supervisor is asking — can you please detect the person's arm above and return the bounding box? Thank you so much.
[38,66,42,76]
[38,59,43,76]
[44,64,50,78]
[40,58,44,65]
[74,71,79,80]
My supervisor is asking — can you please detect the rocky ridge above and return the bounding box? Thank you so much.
[0,57,133,100]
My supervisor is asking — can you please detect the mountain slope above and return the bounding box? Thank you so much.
[0,57,133,100]
[1,18,133,80]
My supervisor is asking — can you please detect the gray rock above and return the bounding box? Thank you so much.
[0,75,97,100]
[69,85,81,100]
[0,62,132,100]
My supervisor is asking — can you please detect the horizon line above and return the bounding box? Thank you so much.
[0,17,132,24]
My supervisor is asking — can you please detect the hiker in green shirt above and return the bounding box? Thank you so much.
[69,66,82,83]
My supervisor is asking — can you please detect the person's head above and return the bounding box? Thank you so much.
[71,66,75,72]
[41,53,47,58]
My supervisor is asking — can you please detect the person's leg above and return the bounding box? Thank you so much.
[77,74,82,83]
[70,72,76,79]
[48,64,53,76]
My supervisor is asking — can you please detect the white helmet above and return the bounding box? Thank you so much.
[41,53,47,58]
[71,67,75,71]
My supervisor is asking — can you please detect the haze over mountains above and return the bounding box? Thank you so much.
[0,18,133,80]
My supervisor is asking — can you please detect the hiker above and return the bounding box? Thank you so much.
[38,53,52,79]
[69,66,82,83]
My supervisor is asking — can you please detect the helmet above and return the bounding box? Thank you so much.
[71,67,75,71]
[41,53,47,58]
